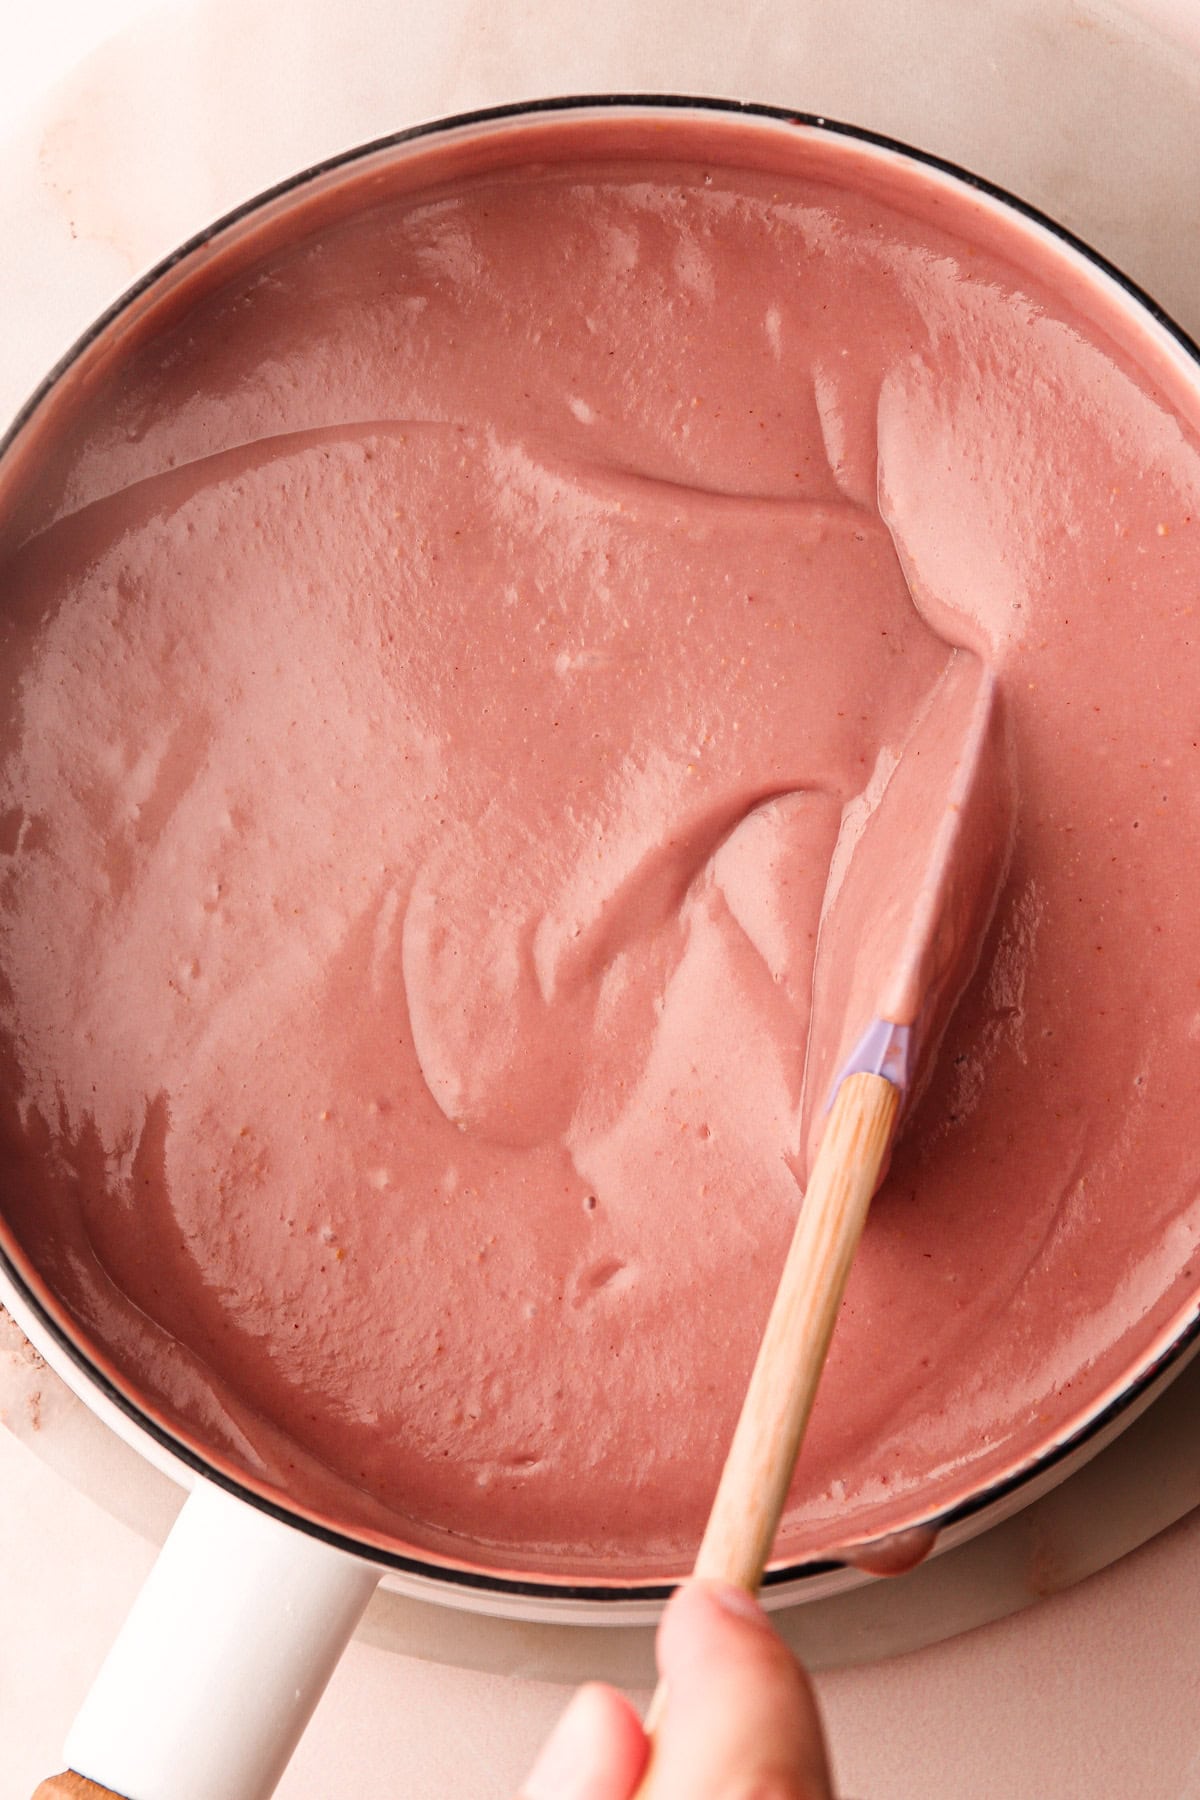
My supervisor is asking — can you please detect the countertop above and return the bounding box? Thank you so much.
[5,1420,1200,1798]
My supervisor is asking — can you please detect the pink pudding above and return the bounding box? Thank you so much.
[0,110,1199,1582]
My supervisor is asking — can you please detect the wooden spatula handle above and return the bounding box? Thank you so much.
[693,1069,898,1589]
[634,1071,898,1794]
[34,1777,121,1798]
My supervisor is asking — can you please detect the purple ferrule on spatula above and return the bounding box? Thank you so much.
[825,1017,913,1109]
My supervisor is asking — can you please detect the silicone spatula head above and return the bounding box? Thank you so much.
[801,650,1013,1172]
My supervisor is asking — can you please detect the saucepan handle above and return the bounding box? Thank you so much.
[32,1480,379,1800]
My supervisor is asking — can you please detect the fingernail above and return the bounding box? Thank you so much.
[703,1580,770,1626]
[521,1685,606,1800]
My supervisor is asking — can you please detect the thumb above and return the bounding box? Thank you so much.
[649,1580,834,1799]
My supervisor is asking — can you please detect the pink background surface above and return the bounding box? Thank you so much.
[5,1420,1200,1798]
[3,2,1200,1794]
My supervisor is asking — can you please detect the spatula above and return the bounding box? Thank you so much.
[638,649,1012,1760]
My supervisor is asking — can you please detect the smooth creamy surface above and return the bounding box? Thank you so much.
[2,120,1200,1579]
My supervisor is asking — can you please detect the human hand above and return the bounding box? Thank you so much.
[518,1579,835,1799]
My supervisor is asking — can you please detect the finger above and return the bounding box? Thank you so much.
[649,1580,834,1799]
[520,1680,650,1800]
